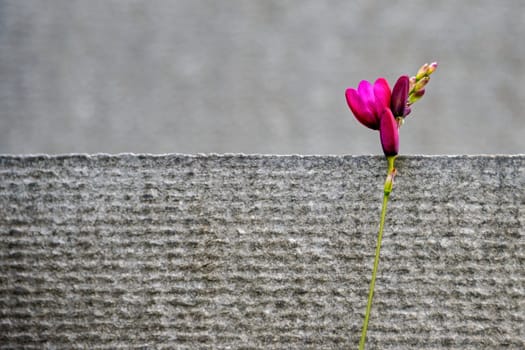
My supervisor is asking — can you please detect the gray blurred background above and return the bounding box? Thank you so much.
[0,0,524,155]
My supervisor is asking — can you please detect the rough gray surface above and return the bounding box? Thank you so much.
[0,154,524,349]
[1,1,525,155]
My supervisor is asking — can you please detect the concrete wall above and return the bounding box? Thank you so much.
[1,1,524,155]
[1,154,523,349]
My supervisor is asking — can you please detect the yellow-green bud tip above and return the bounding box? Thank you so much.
[427,62,438,75]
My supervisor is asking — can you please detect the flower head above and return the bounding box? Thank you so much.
[345,63,437,158]
[346,77,400,156]
[345,78,391,130]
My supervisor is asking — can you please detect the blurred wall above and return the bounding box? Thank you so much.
[0,0,524,155]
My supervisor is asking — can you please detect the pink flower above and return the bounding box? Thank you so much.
[346,76,404,157]
[345,78,391,130]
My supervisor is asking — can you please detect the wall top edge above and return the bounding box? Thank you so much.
[0,153,524,160]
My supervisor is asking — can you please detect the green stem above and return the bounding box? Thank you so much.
[358,156,396,350]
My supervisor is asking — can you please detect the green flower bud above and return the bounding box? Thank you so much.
[414,76,430,92]
[415,63,430,80]
[408,89,425,105]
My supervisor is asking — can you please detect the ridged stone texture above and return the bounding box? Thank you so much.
[0,154,524,349]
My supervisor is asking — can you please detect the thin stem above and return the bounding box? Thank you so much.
[358,156,396,350]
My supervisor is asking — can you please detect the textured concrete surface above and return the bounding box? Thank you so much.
[1,1,525,155]
[0,154,524,349]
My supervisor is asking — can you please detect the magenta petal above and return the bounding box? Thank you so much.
[391,75,409,117]
[357,80,375,112]
[379,108,399,157]
[373,78,391,115]
[346,88,379,129]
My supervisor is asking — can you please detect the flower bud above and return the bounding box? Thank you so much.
[379,108,399,157]
[409,76,417,91]
[415,63,429,80]
[391,75,409,118]
[384,168,395,195]
[414,76,430,92]
[408,89,425,105]
[427,62,438,75]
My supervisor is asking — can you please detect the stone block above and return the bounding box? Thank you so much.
[0,154,524,348]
